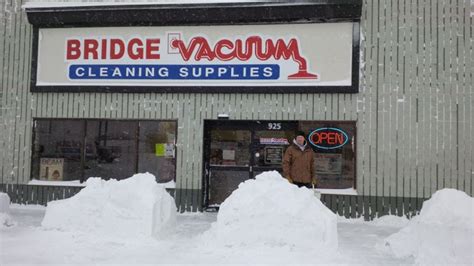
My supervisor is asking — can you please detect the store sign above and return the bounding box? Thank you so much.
[33,23,355,92]
[308,128,349,150]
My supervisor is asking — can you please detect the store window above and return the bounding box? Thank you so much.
[31,119,177,183]
[203,120,355,207]
[138,121,176,182]
[253,129,295,167]
[300,121,356,189]
[209,129,251,166]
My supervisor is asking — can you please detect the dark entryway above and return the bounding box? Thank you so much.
[202,120,356,208]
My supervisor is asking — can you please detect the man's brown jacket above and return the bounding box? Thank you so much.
[282,142,315,184]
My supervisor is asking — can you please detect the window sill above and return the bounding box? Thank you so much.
[28,179,86,187]
[28,179,176,189]
[315,188,358,196]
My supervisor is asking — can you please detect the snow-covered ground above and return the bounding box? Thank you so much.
[1,173,472,265]
[1,204,414,265]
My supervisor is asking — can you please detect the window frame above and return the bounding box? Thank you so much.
[31,118,178,183]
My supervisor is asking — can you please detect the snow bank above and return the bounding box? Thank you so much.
[202,171,338,250]
[41,173,176,239]
[0,192,15,228]
[0,213,16,228]
[383,189,474,265]
[0,192,10,213]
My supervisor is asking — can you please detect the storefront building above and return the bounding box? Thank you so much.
[0,0,472,218]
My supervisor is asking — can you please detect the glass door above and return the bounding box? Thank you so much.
[251,121,298,177]
[203,120,298,207]
[205,125,252,206]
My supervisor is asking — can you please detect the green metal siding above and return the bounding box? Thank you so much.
[0,0,472,208]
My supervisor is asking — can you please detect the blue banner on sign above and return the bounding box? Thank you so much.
[69,64,280,80]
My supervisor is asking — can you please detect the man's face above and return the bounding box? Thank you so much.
[296,135,305,145]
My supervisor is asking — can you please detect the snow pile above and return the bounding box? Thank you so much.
[0,192,15,228]
[202,171,338,250]
[0,192,10,213]
[41,173,176,239]
[383,189,474,265]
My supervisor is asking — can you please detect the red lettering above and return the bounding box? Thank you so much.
[195,40,214,61]
[146,39,160,60]
[172,36,316,78]
[215,39,234,61]
[128,38,144,60]
[84,39,99,60]
[110,39,125,60]
[318,133,328,144]
[171,38,202,61]
[101,39,107,60]
[235,39,251,60]
[312,132,345,145]
[66,39,81,60]
[66,38,161,60]
[336,133,343,144]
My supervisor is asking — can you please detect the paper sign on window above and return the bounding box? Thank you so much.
[156,143,175,158]
[165,144,175,158]
[39,158,64,181]
[155,144,166,157]
[222,150,235,161]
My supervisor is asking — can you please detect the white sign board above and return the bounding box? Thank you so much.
[35,23,354,89]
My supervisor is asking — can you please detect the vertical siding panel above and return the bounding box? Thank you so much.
[303,93,309,121]
[456,1,466,193]
[67,92,73,118]
[356,4,364,193]
[275,94,282,120]
[453,1,463,191]
[17,6,27,183]
[467,0,473,196]
[437,1,447,194]
[270,93,279,120]
[0,3,6,148]
[385,0,392,198]
[372,0,380,197]
[236,93,241,120]
[336,94,343,121]
[389,0,398,199]
[150,93,156,119]
[85,93,91,118]
[3,0,14,182]
[364,0,374,196]
[360,0,371,196]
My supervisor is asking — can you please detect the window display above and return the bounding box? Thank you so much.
[300,121,356,189]
[32,119,177,183]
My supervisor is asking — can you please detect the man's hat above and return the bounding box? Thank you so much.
[295,130,306,138]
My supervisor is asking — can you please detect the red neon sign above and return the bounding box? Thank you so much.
[308,128,349,150]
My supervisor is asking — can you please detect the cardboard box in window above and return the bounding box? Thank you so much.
[40,158,64,181]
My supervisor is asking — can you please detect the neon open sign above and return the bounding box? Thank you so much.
[308,128,349,150]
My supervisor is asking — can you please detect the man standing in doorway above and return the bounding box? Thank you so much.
[282,131,316,188]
